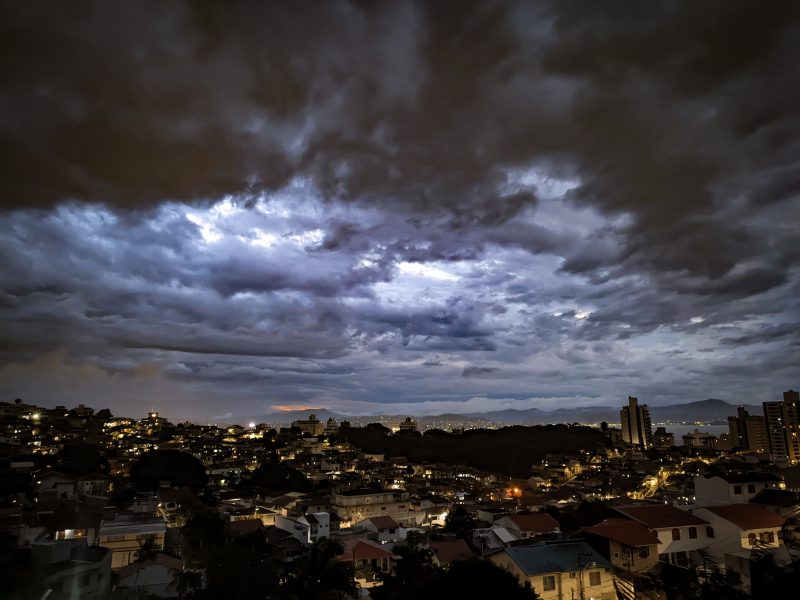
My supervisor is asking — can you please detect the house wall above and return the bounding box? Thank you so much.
[275,514,311,544]
[692,508,782,567]
[695,477,775,505]
[607,539,658,572]
[331,494,412,527]
[118,564,175,598]
[654,524,713,556]
[43,551,111,600]
[490,552,616,600]
[98,531,166,570]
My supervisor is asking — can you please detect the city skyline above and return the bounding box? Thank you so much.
[1,2,799,420]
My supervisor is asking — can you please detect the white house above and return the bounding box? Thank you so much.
[692,504,785,567]
[614,505,713,568]
[31,536,111,600]
[353,516,404,544]
[275,512,331,545]
[495,512,561,540]
[694,473,783,506]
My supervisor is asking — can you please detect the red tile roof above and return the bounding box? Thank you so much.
[363,516,400,530]
[430,539,473,565]
[228,518,263,536]
[338,539,396,561]
[584,518,661,547]
[615,505,708,528]
[703,504,786,530]
[504,513,561,533]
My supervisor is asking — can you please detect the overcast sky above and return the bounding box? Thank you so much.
[1,1,798,421]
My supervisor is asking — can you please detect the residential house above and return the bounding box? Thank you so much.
[330,489,411,527]
[275,512,331,545]
[75,473,108,498]
[30,536,111,600]
[614,505,712,568]
[692,504,785,566]
[495,512,561,540]
[117,551,184,598]
[583,518,660,573]
[354,515,403,544]
[97,513,167,570]
[490,541,615,600]
[694,473,783,505]
[263,526,305,562]
[337,538,397,586]
[748,488,800,518]
[429,537,472,568]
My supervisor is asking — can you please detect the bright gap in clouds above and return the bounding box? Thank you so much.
[396,262,460,282]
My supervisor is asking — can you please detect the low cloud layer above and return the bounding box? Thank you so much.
[0,1,798,420]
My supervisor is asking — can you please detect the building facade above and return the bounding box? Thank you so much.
[763,390,800,460]
[620,397,653,449]
[728,407,769,453]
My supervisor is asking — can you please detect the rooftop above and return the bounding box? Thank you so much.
[502,512,560,533]
[503,541,610,576]
[338,538,396,561]
[430,538,472,565]
[362,515,400,530]
[702,504,786,530]
[615,505,709,528]
[584,518,661,547]
[333,488,394,497]
[712,473,783,484]
[749,489,800,508]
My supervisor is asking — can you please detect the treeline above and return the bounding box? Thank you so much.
[341,424,606,477]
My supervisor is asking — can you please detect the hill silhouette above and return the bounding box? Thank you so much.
[342,424,606,477]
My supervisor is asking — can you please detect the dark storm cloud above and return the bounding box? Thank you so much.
[462,366,500,378]
[2,1,797,286]
[0,1,798,418]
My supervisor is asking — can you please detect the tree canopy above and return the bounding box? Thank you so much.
[129,449,208,492]
[343,425,605,477]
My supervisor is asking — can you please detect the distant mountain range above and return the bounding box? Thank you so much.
[466,398,761,425]
[250,399,760,427]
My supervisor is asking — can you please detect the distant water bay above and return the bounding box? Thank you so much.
[660,424,729,438]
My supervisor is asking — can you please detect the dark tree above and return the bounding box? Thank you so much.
[372,533,436,600]
[204,531,279,599]
[246,461,312,494]
[444,505,475,539]
[343,424,606,477]
[282,538,356,600]
[57,443,109,476]
[179,510,226,569]
[375,558,537,600]
[130,449,208,492]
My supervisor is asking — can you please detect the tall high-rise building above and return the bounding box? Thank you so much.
[728,407,768,453]
[620,396,653,449]
[763,389,800,460]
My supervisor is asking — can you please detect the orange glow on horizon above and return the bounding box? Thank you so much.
[273,405,327,413]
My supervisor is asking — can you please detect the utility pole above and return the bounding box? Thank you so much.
[576,551,593,600]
